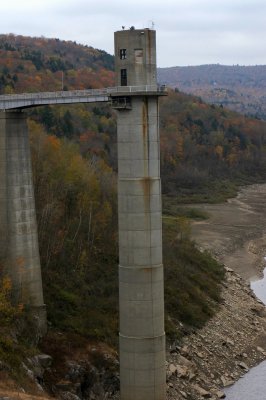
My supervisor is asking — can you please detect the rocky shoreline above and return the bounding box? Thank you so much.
[166,262,266,400]
[166,184,266,399]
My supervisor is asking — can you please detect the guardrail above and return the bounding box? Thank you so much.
[108,84,167,94]
[0,85,166,101]
[0,85,167,110]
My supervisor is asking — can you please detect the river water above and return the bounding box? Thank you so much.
[224,263,266,400]
[251,265,266,305]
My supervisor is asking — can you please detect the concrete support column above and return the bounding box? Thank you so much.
[117,96,165,400]
[0,111,46,335]
[0,114,7,263]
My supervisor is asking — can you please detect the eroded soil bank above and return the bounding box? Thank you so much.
[191,183,266,281]
[167,183,266,399]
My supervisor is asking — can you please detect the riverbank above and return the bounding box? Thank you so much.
[166,183,266,399]
[191,184,266,280]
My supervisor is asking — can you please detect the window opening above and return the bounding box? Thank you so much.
[121,69,127,86]
[120,49,127,60]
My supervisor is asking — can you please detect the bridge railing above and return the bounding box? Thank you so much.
[0,85,167,110]
[107,84,167,94]
[0,85,167,102]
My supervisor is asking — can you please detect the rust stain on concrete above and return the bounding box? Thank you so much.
[147,29,152,65]
[140,177,152,215]
[142,97,149,176]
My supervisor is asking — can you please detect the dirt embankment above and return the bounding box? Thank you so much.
[191,184,266,281]
[166,184,266,400]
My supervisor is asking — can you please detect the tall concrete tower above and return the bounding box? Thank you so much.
[0,111,46,335]
[112,28,166,400]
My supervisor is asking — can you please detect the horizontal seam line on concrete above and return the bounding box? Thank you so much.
[119,332,165,340]
[119,177,160,181]
[6,197,34,200]
[119,264,163,269]
[6,209,35,213]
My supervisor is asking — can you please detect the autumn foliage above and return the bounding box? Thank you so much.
[1,34,266,343]
[160,89,266,199]
[0,34,114,94]
[0,277,22,326]
[29,122,118,340]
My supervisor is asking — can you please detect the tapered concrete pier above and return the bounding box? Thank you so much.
[0,111,46,334]
[112,28,166,400]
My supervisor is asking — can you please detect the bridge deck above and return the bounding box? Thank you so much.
[0,85,166,110]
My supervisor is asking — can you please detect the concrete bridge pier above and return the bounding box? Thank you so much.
[114,28,166,400]
[0,110,46,335]
[117,95,165,400]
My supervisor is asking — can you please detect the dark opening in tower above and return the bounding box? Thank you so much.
[121,69,127,86]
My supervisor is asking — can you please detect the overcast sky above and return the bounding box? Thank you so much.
[1,0,266,67]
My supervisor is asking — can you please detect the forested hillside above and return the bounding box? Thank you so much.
[158,64,266,120]
[0,32,265,320]
[1,33,265,200]
[0,34,114,93]
[1,35,266,394]
[160,89,266,201]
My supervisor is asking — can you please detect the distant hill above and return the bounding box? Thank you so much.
[0,33,114,93]
[2,35,265,122]
[158,64,266,120]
